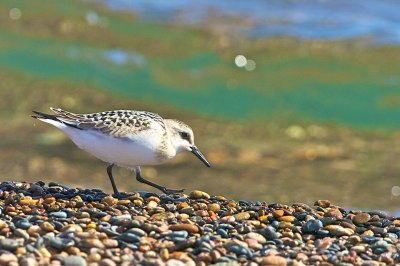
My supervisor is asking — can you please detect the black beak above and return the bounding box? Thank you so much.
[190,145,211,167]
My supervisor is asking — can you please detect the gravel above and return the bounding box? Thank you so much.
[0,181,398,265]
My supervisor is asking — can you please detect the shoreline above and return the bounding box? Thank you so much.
[0,181,398,265]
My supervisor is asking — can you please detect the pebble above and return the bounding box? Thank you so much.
[0,253,18,264]
[49,211,68,219]
[14,228,30,240]
[315,199,331,208]
[99,258,116,266]
[325,225,353,236]
[15,219,32,229]
[118,232,141,243]
[64,255,87,266]
[325,208,343,219]
[260,255,287,266]
[0,239,20,251]
[50,237,75,250]
[0,181,398,265]
[169,224,199,234]
[189,190,210,199]
[261,226,280,240]
[353,212,371,224]
[302,219,323,234]
[20,257,38,266]
[246,232,267,243]
[233,212,251,221]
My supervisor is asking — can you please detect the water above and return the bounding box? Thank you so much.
[99,0,400,45]
[2,1,400,129]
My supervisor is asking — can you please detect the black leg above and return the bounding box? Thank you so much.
[134,166,184,194]
[106,164,119,195]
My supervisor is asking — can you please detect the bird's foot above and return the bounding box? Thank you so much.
[162,187,185,195]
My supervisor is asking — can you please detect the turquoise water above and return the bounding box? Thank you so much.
[1,30,400,128]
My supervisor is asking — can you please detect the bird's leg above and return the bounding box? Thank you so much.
[134,166,184,194]
[106,164,120,196]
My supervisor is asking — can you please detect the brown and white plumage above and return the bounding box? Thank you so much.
[32,107,210,194]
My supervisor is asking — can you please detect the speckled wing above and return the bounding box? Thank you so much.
[50,107,165,138]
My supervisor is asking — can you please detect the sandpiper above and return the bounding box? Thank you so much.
[32,107,210,194]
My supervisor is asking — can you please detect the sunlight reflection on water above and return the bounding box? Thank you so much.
[66,46,146,67]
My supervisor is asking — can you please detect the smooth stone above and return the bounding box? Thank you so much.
[351,245,366,253]
[341,221,356,231]
[169,224,199,234]
[309,254,323,262]
[325,225,353,237]
[207,203,221,212]
[371,227,387,235]
[64,255,87,266]
[0,239,20,251]
[40,221,55,232]
[50,237,75,250]
[316,237,333,250]
[166,259,186,266]
[81,238,105,249]
[302,219,323,234]
[169,230,189,239]
[119,232,141,243]
[0,253,18,264]
[92,211,108,218]
[49,211,68,219]
[353,212,371,224]
[233,212,251,221]
[260,226,280,240]
[361,260,380,266]
[245,232,267,243]
[314,200,331,208]
[14,228,30,240]
[260,255,287,266]
[217,256,237,264]
[227,245,252,258]
[320,216,337,225]
[325,209,343,219]
[61,224,83,233]
[278,216,296,223]
[348,235,362,245]
[15,219,32,230]
[151,212,175,221]
[127,228,147,237]
[368,210,388,218]
[109,214,131,223]
[371,240,389,248]
[100,228,120,237]
[272,210,284,218]
[189,190,210,199]
[103,239,119,248]
[20,257,38,266]
[373,247,387,255]
[362,235,377,243]
[217,228,229,238]
[99,258,116,266]
[102,196,117,206]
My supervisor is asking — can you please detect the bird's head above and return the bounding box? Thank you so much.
[165,119,211,167]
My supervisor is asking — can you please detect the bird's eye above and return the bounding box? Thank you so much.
[180,131,190,140]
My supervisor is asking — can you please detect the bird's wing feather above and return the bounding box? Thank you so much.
[50,107,165,138]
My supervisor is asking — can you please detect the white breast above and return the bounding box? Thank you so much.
[50,121,171,168]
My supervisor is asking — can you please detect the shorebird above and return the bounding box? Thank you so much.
[32,107,210,195]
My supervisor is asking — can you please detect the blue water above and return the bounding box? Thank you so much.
[99,0,400,45]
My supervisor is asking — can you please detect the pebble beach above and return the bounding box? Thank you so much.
[0,181,398,266]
